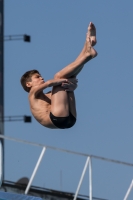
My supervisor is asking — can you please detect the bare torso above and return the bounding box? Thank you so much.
[29,91,57,129]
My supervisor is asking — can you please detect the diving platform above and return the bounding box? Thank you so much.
[0,191,42,200]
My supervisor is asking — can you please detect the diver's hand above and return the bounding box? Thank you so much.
[61,80,78,91]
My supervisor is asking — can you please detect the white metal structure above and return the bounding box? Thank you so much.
[73,156,92,200]
[25,147,46,194]
[0,135,133,200]
[124,180,133,200]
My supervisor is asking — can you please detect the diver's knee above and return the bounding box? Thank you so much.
[54,72,62,79]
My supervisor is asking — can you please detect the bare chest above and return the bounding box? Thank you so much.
[29,93,55,128]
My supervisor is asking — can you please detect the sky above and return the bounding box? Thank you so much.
[3,0,133,199]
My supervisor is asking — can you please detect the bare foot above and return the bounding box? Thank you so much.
[88,22,97,46]
[86,33,97,59]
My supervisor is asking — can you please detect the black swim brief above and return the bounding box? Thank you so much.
[50,112,76,129]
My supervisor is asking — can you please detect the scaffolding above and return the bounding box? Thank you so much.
[0,135,133,200]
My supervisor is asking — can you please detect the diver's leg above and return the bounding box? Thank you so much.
[70,22,97,77]
[54,36,97,80]
[50,86,69,117]
[50,87,76,119]
[67,91,77,118]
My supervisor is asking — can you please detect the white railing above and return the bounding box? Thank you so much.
[124,180,133,200]
[0,135,133,200]
[25,147,46,194]
[73,156,92,200]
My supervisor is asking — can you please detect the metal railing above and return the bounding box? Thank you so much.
[124,180,133,200]
[0,134,133,200]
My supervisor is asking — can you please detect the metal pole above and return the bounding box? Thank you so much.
[89,158,92,200]
[0,0,4,183]
[124,180,133,200]
[25,147,46,194]
[73,156,90,200]
[0,142,2,187]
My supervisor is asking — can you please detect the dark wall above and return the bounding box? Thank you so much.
[0,0,4,183]
[0,0,4,135]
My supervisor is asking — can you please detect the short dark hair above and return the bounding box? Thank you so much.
[20,69,40,92]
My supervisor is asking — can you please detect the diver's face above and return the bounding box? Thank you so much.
[26,73,45,89]
[31,73,45,86]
